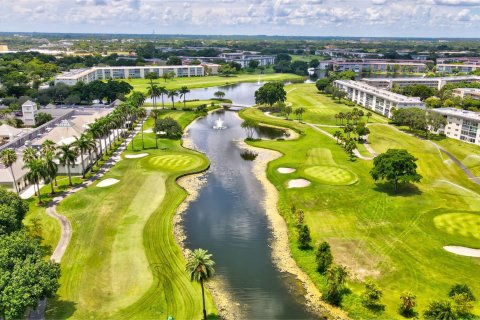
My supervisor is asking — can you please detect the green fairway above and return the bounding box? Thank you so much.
[285,83,388,125]
[45,110,217,319]
[303,166,358,185]
[436,138,480,177]
[125,73,304,93]
[240,84,480,319]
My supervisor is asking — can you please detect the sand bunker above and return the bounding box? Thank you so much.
[277,167,296,174]
[125,153,149,159]
[444,246,480,257]
[143,129,153,133]
[97,178,120,188]
[287,179,311,188]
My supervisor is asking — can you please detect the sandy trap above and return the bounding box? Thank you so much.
[143,129,154,133]
[97,178,120,188]
[287,179,311,188]
[125,153,149,159]
[444,246,480,258]
[277,167,296,174]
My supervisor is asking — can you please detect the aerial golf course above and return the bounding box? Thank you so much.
[24,78,480,319]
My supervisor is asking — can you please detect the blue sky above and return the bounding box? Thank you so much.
[1,0,480,37]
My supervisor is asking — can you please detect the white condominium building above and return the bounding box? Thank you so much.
[55,65,205,85]
[362,76,480,90]
[219,52,275,68]
[437,64,478,73]
[334,80,425,118]
[432,108,480,144]
[333,61,428,73]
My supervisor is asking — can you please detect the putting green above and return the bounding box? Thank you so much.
[433,212,480,240]
[305,148,335,166]
[148,154,199,171]
[303,165,358,185]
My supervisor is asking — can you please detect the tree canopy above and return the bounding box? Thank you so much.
[370,149,422,192]
[254,82,287,106]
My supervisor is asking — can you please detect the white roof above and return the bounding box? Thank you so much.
[432,108,480,122]
[0,124,22,138]
[22,100,36,107]
[335,80,423,104]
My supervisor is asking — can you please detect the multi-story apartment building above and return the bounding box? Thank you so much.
[22,100,38,126]
[437,64,478,73]
[55,65,205,85]
[432,108,480,144]
[334,80,425,118]
[362,76,480,90]
[437,57,480,65]
[333,61,428,73]
[218,52,275,68]
[452,88,480,100]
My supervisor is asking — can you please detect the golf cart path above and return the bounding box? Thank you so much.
[28,118,145,320]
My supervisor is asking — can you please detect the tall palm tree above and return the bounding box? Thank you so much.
[159,86,167,109]
[57,143,77,186]
[42,150,58,195]
[136,107,147,150]
[73,134,91,178]
[23,158,47,204]
[129,91,146,108]
[179,86,190,109]
[186,248,215,320]
[150,109,161,149]
[41,139,58,185]
[147,84,160,110]
[87,122,104,160]
[23,147,38,163]
[167,89,178,109]
[1,148,19,193]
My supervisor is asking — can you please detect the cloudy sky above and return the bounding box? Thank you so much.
[1,0,480,37]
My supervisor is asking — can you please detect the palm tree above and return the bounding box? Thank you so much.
[186,248,215,320]
[159,86,167,109]
[136,108,147,150]
[42,150,58,195]
[57,143,77,186]
[333,130,342,144]
[179,86,190,109]
[150,109,161,149]
[73,134,91,178]
[167,89,178,109]
[129,91,146,108]
[366,111,372,123]
[23,146,38,163]
[399,292,416,316]
[1,148,19,193]
[147,84,160,110]
[23,158,47,204]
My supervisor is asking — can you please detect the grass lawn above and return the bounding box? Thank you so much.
[285,84,388,126]
[145,99,223,110]
[240,96,480,318]
[125,73,304,93]
[436,138,480,177]
[44,110,218,319]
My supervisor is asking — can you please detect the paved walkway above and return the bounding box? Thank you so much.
[28,119,145,320]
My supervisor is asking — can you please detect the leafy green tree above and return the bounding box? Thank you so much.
[425,96,442,109]
[154,117,182,139]
[284,106,293,119]
[309,59,320,68]
[399,292,417,317]
[129,91,146,108]
[248,60,260,69]
[186,248,215,320]
[218,64,237,77]
[315,241,333,274]
[424,300,456,320]
[316,78,330,92]
[426,110,447,137]
[213,91,225,100]
[361,280,384,311]
[0,188,29,235]
[0,149,19,194]
[366,111,372,123]
[324,264,349,306]
[34,112,53,127]
[371,149,422,192]
[56,143,77,186]
[255,82,287,106]
[297,224,311,249]
[241,119,259,139]
[166,56,182,66]
[452,293,474,318]
[294,107,306,121]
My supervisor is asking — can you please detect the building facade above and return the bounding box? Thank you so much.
[55,65,205,85]
[218,53,275,68]
[432,108,480,144]
[362,76,480,90]
[452,88,480,100]
[333,61,428,73]
[334,80,425,118]
[437,64,478,73]
[22,100,37,126]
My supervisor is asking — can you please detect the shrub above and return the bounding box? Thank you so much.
[361,280,384,311]
[297,224,311,249]
[154,117,182,139]
[315,241,333,274]
[448,284,475,302]
[398,291,416,317]
[424,300,455,320]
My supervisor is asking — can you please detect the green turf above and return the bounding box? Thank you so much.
[44,111,218,319]
[302,166,358,186]
[436,138,480,177]
[433,212,480,240]
[240,84,480,319]
[125,73,304,93]
[284,83,388,126]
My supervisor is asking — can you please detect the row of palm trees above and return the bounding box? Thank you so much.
[334,108,373,126]
[147,85,191,109]
[0,93,147,202]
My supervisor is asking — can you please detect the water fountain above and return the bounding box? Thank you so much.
[213,118,227,130]
[257,75,262,85]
